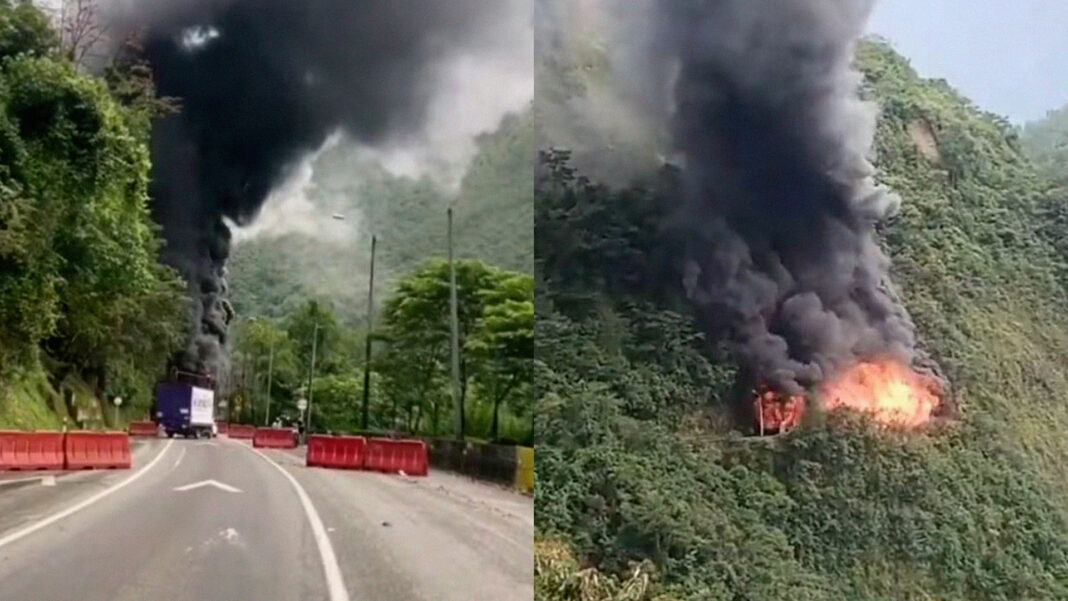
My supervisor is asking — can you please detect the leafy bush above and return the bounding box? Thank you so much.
[0,3,185,422]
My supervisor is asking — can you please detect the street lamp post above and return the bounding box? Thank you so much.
[448,207,463,440]
[265,337,274,426]
[305,322,319,434]
[248,316,276,427]
[362,235,376,430]
[113,396,123,426]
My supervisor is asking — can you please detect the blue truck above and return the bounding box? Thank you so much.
[156,375,217,439]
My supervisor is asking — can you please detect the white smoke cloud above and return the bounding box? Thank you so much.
[233,0,532,242]
[35,0,531,244]
[535,0,673,186]
[227,133,355,244]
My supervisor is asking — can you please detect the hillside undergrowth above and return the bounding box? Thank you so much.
[536,40,1068,601]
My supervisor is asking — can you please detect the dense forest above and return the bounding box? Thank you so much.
[1023,103,1068,189]
[224,105,535,444]
[536,40,1068,600]
[0,1,186,430]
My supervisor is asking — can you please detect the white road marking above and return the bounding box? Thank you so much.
[171,446,187,471]
[173,479,242,493]
[0,475,56,488]
[0,439,174,550]
[235,441,350,601]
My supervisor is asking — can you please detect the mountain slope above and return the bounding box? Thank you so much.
[228,106,534,322]
[536,40,1068,601]
[1022,103,1068,188]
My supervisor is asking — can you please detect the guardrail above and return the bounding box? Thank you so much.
[1,430,132,471]
[304,432,531,487]
[64,431,131,469]
[365,438,428,476]
[128,421,158,437]
[252,427,297,449]
[0,431,65,470]
[306,435,366,469]
[227,424,256,439]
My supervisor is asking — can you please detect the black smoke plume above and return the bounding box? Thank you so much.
[110,0,494,375]
[653,0,931,394]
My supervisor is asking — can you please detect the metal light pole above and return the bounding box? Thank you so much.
[448,208,463,440]
[361,235,376,430]
[265,337,274,426]
[305,322,319,432]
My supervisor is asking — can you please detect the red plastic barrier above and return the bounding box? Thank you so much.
[128,421,158,437]
[306,435,366,469]
[216,421,229,435]
[0,431,65,470]
[365,438,428,476]
[64,431,131,470]
[228,424,256,439]
[253,427,297,449]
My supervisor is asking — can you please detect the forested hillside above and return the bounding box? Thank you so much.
[1023,103,1068,188]
[228,105,534,324]
[224,105,535,444]
[536,40,1068,601]
[0,1,186,429]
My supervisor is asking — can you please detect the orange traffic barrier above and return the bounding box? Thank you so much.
[228,424,256,439]
[306,435,366,469]
[64,431,131,470]
[128,421,158,437]
[253,427,297,449]
[0,431,65,470]
[365,438,428,476]
[216,421,229,435]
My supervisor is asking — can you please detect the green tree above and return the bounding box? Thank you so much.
[0,2,187,422]
[286,300,341,379]
[309,374,361,432]
[0,0,57,62]
[233,317,299,425]
[378,259,533,438]
[469,272,534,440]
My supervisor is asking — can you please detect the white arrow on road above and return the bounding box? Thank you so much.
[173,479,242,493]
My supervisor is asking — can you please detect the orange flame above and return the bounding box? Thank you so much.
[754,384,805,434]
[819,359,941,427]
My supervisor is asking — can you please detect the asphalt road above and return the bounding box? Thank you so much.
[0,437,533,601]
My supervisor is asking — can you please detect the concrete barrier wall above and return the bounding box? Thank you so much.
[515,446,534,494]
[424,438,518,486]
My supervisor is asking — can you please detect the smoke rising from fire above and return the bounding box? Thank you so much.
[104,0,511,374]
[652,0,925,394]
[534,0,945,396]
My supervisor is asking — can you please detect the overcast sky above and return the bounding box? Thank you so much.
[867,0,1068,124]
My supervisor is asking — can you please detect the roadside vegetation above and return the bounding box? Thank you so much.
[226,96,535,445]
[536,40,1068,600]
[228,259,534,444]
[0,0,186,429]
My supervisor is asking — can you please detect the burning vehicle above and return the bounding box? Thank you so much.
[748,358,945,436]
[635,0,953,433]
[752,383,805,436]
